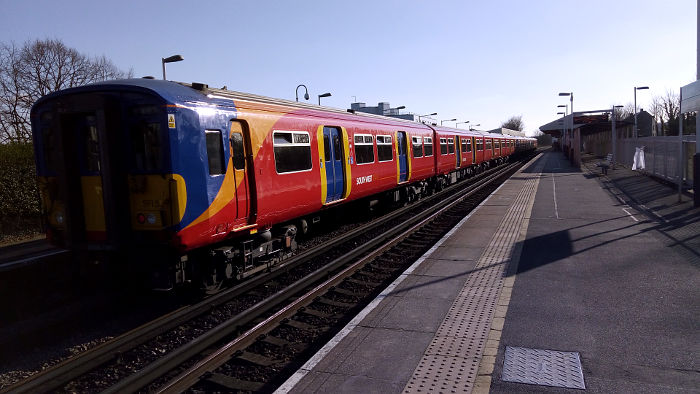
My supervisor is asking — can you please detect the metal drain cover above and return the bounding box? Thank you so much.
[501,346,585,389]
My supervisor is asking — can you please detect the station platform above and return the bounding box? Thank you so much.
[276,150,700,393]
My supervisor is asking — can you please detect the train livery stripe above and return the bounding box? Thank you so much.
[317,126,328,204]
[340,127,351,199]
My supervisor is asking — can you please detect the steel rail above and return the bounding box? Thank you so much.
[154,162,520,393]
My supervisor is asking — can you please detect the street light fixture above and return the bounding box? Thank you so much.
[162,54,184,80]
[418,112,437,122]
[559,92,574,155]
[456,120,470,128]
[296,84,309,102]
[318,92,331,105]
[469,123,481,131]
[634,86,649,138]
[441,118,457,126]
[611,105,624,168]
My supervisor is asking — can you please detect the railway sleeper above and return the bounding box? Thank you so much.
[333,287,370,297]
[204,373,265,392]
[284,318,316,331]
[317,296,356,309]
[347,276,383,288]
[236,350,278,367]
[300,306,333,319]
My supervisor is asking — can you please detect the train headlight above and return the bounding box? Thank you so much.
[55,211,64,224]
[146,213,157,225]
[137,213,146,224]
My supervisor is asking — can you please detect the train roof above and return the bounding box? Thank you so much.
[32,79,538,141]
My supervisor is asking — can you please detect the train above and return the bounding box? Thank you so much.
[30,79,536,290]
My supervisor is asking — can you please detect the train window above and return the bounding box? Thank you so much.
[230,133,245,170]
[131,121,164,172]
[41,126,60,173]
[412,136,423,158]
[206,130,225,176]
[273,130,312,173]
[485,139,492,151]
[82,118,101,173]
[355,133,374,164]
[424,137,433,157]
[461,139,467,153]
[440,138,448,155]
[447,138,454,154]
[464,139,472,153]
[377,135,393,162]
[476,138,483,151]
[495,140,500,151]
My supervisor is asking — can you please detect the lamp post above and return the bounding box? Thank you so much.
[296,84,309,102]
[634,86,649,138]
[611,105,624,169]
[456,120,470,129]
[162,54,184,80]
[318,92,331,105]
[469,123,481,131]
[559,92,573,158]
[441,118,457,126]
[418,112,437,123]
[557,104,568,144]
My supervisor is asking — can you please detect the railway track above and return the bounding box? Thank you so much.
[3,156,528,394]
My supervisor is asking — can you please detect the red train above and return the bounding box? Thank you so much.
[30,79,536,289]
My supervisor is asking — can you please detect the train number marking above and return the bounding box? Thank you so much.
[356,175,373,185]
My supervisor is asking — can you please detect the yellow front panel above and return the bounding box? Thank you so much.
[129,174,187,230]
[81,176,106,232]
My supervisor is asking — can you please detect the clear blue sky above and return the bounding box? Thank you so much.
[1,0,696,135]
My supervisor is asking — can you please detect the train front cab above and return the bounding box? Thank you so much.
[31,88,181,260]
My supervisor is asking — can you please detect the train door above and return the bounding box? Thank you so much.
[397,131,408,183]
[456,137,462,167]
[229,121,255,224]
[323,126,345,202]
[49,98,130,248]
[472,137,476,163]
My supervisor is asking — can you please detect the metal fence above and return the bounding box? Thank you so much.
[616,136,696,188]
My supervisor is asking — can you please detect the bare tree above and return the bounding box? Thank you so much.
[501,115,524,131]
[650,89,681,135]
[611,103,633,120]
[0,39,132,143]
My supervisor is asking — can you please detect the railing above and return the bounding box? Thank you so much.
[616,136,696,188]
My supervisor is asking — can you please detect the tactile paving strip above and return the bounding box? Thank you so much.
[404,159,545,393]
[501,346,586,389]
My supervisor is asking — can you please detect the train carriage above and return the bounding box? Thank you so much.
[31,78,534,290]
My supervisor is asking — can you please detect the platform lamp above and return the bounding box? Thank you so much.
[557,104,568,143]
[441,118,457,126]
[611,105,624,169]
[318,92,332,105]
[161,55,183,80]
[634,86,649,138]
[296,84,309,102]
[418,112,437,123]
[456,120,470,129]
[558,92,573,154]
[469,123,481,131]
